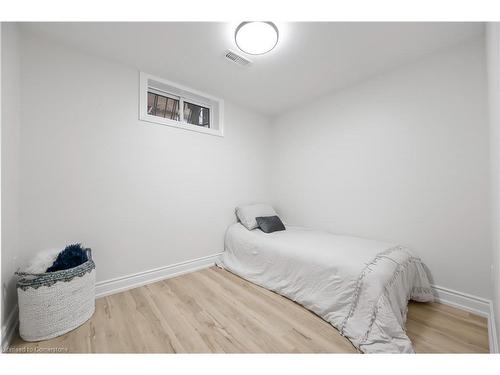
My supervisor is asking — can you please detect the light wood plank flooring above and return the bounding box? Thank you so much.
[8,266,489,353]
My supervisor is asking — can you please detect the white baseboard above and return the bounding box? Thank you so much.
[1,305,19,352]
[3,260,498,353]
[0,253,221,352]
[95,252,222,298]
[432,284,498,353]
[96,263,499,353]
[489,302,499,353]
[432,285,491,316]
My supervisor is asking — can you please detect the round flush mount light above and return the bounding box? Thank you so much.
[235,22,279,55]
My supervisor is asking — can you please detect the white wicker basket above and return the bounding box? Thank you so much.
[16,249,96,342]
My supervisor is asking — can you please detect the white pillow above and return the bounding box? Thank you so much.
[236,203,277,230]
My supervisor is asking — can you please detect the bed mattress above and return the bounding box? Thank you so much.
[217,223,434,353]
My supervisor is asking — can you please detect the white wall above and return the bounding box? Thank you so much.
[2,26,494,340]
[270,37,492,299]
[1,23,21,337]
[487,22,500,350]
[17,31,271,283]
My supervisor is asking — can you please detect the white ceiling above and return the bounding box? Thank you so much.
[21,22,484,116]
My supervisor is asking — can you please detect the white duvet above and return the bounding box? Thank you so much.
[217,223,434,353]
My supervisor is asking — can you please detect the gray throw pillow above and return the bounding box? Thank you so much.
[255,216,286,233]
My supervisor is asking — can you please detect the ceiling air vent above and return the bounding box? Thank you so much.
[224,49,252,67]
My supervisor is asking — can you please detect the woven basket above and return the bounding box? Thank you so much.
[16,249,96,342]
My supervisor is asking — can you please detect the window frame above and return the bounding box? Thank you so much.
[182,98,211,128]
[139,72,224,137]
[147,88,181,120]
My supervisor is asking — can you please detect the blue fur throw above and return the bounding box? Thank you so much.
[46,243,88,272]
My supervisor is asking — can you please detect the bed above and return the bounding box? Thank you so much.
[217,223,434,353]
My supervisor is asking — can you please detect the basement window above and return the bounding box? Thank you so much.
[139,72,224,137]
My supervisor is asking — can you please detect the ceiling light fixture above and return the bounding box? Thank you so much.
[235,22,279,55]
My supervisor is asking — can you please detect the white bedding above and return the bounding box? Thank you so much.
[217,223,434,353]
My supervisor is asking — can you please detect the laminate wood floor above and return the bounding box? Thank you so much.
[8,266,489,353]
